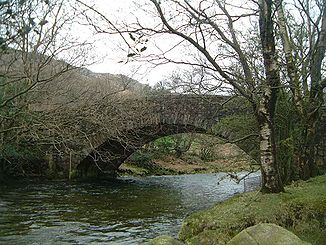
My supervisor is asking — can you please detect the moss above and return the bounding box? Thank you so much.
[146,235,184,245]
[118,162,149,176]
[179,174,326,244]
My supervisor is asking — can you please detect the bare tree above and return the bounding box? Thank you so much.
[77,0,286,192]
[0,0,95,177]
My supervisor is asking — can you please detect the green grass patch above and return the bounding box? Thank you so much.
[179,174,326,244]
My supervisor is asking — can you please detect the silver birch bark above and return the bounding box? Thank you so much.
[276,0,304,113]
[258,0,284,192]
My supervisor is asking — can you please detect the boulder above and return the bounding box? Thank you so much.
[146,235,184,245]
[227,223,310,245]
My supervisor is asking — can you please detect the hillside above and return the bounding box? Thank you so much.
[0,49,151,110]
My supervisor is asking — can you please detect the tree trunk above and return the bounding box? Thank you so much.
[257,97,284,193]
[298,120,320,179]
[275,0,303,113]
[298,3,326,179]
[258,0,284,192]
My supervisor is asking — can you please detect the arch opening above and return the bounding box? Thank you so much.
[120,133,258,176]
[76,122,258,178]
[76,123,207,178]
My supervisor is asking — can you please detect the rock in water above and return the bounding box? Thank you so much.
[146,235,184,245]
[227,223,310,245]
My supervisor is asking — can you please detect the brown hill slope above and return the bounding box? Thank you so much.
[0,49,150,110]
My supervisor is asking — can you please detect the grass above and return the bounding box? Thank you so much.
[179,174,326,244]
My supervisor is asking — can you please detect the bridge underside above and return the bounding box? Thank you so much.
[76,123,206,178]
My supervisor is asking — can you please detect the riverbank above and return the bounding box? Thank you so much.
[119,142,258,176]
[177,174,326,244]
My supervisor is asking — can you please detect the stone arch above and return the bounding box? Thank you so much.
[76,123,214,178]
[72,95,253,179]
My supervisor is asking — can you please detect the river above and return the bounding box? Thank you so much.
[0,172,260,244]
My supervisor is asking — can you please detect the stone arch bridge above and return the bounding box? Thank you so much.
[73,94,238,178]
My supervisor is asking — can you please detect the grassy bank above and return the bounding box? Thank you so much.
[179,174,326,244]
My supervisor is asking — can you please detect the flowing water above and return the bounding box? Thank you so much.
[0,172,260,244]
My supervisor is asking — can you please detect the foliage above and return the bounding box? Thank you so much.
[128,150,154,166]
[199,147,213,161]
[128,134,193,166]
[213,113,259,161]
[153,136,176,155]
[134,134,195,159]
[275,89,326,183]
[0,75,43,176]
[173,134,193,158]
[275,91,301,183]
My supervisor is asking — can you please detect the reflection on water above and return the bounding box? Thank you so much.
[0,172,260,244]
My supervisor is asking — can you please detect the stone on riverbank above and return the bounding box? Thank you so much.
[146,235,184,245]
[227,223,310,245]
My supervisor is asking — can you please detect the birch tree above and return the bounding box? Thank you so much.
[257,0,284,192]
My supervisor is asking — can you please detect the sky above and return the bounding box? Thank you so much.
[80,0,178,86]
[77,0,258,87]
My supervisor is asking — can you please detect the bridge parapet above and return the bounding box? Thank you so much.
[87,94,227,135]
[154,94,226,128]
[82,94,227,149]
